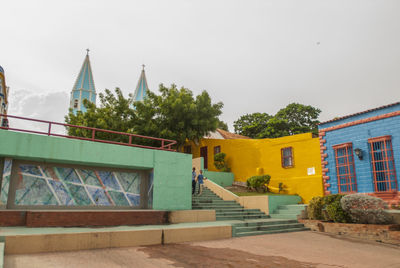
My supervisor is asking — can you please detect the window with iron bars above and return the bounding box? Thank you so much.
[368,136,398,192]
[281,147,294,168]
[333,143,357,193]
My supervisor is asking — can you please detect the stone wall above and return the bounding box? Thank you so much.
[299,219,400,246]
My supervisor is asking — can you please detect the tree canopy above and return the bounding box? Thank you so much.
[233,103,321,139]
[65,85,224,149]
[233,112,272,138]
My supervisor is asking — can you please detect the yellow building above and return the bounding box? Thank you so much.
[185,130,323,203]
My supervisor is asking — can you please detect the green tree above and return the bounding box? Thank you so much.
[65,88,136,143]
[233,103,321,139]
[217,120,229,131]
[134,84,223,148]
[275,103,321,135]
[65,85,224,149]
[233,112,272,138]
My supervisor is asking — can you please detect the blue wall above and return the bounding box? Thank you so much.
[319,106,400,194]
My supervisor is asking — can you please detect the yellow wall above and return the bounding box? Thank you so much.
[186,133,323,203]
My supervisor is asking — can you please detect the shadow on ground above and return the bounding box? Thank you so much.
[139,244,317,268]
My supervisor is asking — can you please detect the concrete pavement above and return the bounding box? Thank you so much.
[4,231,400,268]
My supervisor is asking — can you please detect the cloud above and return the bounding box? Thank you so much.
[7,89,69,134]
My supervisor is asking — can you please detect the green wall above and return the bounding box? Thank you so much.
[203,170,234,187]
[0,130,192,210]
[268,195,302,214]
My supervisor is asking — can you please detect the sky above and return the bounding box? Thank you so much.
[1,0,400,132]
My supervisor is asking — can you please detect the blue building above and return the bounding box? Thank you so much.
[0,65,9,127]
[318,102,400,206]
[69,50,96,114]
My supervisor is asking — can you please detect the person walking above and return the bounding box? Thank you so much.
[197,170,207,196]
[192,167,197,195]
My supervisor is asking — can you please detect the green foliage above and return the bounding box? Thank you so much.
[217,120,229,131]
[65,88,136,143]
[325,196,350,223]
[214,152,230,172]
[274,103,321,135]
[246,175,271,192]
[233,103,321,139]
[308,194,350,223]
[65,85,224,149]
[308,196,323,220]
[233,113,272,138]
[134,84,223,148]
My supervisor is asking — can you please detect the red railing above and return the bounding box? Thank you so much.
[0,114,177,151]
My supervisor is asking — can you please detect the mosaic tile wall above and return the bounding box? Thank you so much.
[0,160,153,208]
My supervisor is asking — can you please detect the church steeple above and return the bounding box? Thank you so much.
[133,64,149,102]
[70,49,96,114]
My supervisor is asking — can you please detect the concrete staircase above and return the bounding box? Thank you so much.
[192,185,309,237]
[269,204,307,220]
[232,218,309,237]
[192,187,269,220]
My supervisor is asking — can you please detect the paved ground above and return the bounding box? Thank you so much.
[4,231,400,268]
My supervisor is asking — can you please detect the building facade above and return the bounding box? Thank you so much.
[185,131,323,203]
[0,65,9,127]
[70,51,96,114]
[318,102,400,206]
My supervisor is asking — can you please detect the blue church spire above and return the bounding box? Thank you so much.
[70,49,96,114]
[133,64,149,102]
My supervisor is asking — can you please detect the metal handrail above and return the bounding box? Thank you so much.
[0,114,177,151]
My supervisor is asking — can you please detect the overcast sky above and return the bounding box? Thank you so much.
[1,0,400,131]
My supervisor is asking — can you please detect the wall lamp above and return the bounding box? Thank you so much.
[354,148,363,160]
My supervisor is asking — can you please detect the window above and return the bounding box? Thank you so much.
[368,136,397,192]
[333,143,357,193]
[281,147,294,168]
[183,145,191,154]
[73,99,79,108]
[214,146,221,155]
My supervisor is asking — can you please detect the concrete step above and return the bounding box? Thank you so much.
[232,219,298,228]
[192,204,242,209]
[234,227,310,237]
[274,209,304,215]
[234,223,305,234]
[192,200,238,204]
[277,205,306,211]
[216,215,270,221]
[216,211,266,217]
[269,214,299,220]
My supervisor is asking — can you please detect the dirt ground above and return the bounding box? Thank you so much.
[5,231,400,268]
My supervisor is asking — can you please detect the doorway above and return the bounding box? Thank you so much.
[200,146,208,170]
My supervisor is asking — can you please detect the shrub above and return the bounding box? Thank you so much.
[246,175,271,192]
[308,196,323,220]
[340,194,392,224]
[214,152,230,172]
[321,194,350,222]
[326,198,351,223]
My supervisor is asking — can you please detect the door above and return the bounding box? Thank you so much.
[200,146,208,170]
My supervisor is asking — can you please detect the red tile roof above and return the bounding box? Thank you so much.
[320,102,400,125]
[216,129,251,139]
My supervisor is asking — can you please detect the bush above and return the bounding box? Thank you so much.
[308,196,323,220]
[214,152,230,172]
[246,175,271,192]
[340,194,392,224]
[321,194,350,222]
[308,194,350,222]
[326,198,351,223]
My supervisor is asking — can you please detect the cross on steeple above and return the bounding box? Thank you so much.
[86,48,90,55]
[142,64,145,71]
